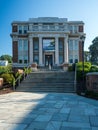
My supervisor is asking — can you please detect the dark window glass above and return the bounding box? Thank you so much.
[69,59,73,63]
[19,30,22,34]
[19,60,22,63]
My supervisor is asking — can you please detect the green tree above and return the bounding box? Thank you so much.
[0,55,12,63]
[84,51,91,62]
[89,36,98,64]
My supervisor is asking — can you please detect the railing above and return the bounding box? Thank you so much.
[13,66,32,90]
[74,63,77,92]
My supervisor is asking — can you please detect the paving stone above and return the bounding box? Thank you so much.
[85,109,96,116]
[92,127,98,130]
[70,108,85,116]
[34,114,52,121]
[26,121,48,130]
[95,109,98,115]
[62,122,90,128]
[68,115,89,123]
[51,113,68,121]
[46,121,61,130]
[89,116,98,127]
[60,108,70,114]
[60,126,81,130]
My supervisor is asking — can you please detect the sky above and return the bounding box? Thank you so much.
[0,0,98,56]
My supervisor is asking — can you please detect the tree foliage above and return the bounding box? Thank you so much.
[0,55,12,63]
[89,36,98,64]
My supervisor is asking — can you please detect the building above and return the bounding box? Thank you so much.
[11,17,85,67]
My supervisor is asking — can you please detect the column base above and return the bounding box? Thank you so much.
[62,63,69,71]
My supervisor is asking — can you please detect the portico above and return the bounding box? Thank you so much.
[29,34,69,66]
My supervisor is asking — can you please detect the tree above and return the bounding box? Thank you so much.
[0,55,12,63]
[89,36,98,64]
[84,51,91,62]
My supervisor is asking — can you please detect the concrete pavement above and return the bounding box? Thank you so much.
[0,92,98,130]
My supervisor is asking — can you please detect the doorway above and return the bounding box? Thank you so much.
[45,55,53,67]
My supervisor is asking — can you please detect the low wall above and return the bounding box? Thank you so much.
[86,72,98,92]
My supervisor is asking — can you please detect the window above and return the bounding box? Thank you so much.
[59,40,63,51]
[33,40,39,50]
[24,26,28,34]
[23,40,28,51]
[69,59,73,63]
[43,39,55,50]
[74,40,78,50]
[74,55,78,63]
[69,25,73,33]
[24,56,28,63]
[18,40,22,51]
[69,55,73,63]
[68,40,73,50]
[18,56,23,63]
[59,54,63,64]
[74,25,78,33]
[19,25,22,34]
[33,54,39,64]
[18,39,28,63]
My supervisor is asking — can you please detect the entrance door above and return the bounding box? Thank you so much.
[45,55,53,67]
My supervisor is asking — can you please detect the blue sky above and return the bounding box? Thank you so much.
[0,0,98,56]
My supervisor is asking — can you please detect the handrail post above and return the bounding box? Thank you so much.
[74,63,77,92]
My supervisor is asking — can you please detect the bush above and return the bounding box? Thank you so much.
[90,65,98,72]
[76,62,92,81]
[0,73,15,86]
[0,65,12,75]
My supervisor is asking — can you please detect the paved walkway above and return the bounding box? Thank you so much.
[0,92,98,130]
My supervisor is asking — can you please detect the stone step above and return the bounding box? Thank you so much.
[17,87,75,93]
[23,79,74,83]
[16,71,75,93]
[19,82,74,87]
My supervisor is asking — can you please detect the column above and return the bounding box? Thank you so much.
[39,37,43,65]
[64,35,68,63]
[55,37,59,65]
[29,36,33,63]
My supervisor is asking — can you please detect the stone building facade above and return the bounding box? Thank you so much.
[11,17,85,67]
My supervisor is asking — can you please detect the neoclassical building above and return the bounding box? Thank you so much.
[11,17,85,67]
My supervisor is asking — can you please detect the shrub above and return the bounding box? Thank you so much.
[90,65,98,72]
[76,62,92,81]
[0,65,12,75]
[0,73,15,86]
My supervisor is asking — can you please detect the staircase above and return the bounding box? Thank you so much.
[16,71,75,93]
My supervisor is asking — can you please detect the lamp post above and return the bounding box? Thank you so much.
[80,35,86,92]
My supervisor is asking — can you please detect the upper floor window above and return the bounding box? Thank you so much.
[24,26,28,34]
[19,25,22,34]
[74,25,78,33]
[69,25,73,33]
